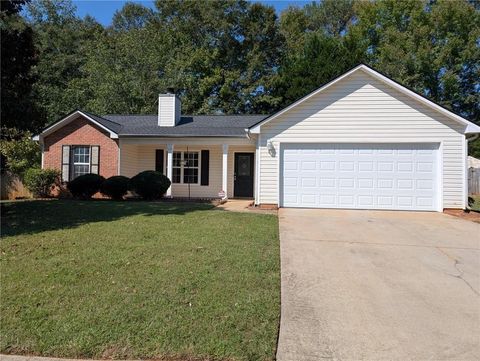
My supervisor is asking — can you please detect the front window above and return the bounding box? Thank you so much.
[171,151,199,184]
[72,146,90,179]
[172,152,182,183]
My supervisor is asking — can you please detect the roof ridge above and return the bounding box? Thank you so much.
[81,110,122,127]
[104,114,269,117]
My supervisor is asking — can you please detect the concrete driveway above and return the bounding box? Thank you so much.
[277,209,480,361]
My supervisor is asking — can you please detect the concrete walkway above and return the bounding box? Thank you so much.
[277,209,480,361]
[215,199,277,214]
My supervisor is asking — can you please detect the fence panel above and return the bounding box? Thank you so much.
[0,172,32,200]
[468,168,480,195]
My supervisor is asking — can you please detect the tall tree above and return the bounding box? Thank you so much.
[304,0,356,36]
[350,0,479,122]
[1,0,44,136]
[112,2,154,32]
[78,0,282,116]
[272,33,364,107]
[274,0,363,107]
[25,0,103,124]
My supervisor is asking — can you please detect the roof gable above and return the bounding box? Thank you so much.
[33,111,268,140]
[248,64,480,134]
[33,110,120,141]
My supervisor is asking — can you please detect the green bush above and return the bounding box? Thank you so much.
[23,168,60,198]
[67,173,105,199]
[0,131,41,177]
[128,170,171,200]
[100,175,130,200]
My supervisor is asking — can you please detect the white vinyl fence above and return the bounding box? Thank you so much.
[469,167,480,195]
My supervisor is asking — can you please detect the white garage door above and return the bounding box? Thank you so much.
[281,143,439,211]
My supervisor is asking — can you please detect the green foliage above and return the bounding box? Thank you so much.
[128,170,171,200]
[25,0,103,125]
[304,0,356,36]
[5,0,478,135]
[67,173,105,199]
[349,0,480,122]
[1,0,45,135]
[100,175,129,200]
[0,130,41,177]
[469,137,480,158]
[23,167,60,197]
[273,32,363,107]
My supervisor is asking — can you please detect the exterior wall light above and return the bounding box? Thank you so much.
[267,140,276,157]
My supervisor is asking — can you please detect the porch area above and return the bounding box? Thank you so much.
[118,138,256,200]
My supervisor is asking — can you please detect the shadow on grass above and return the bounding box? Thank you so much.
[1,199,215,237]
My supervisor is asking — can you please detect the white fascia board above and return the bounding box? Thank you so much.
[362,66,479,134]
[33,110,118,140]
[465,122,480,134]
[249,64,479,134]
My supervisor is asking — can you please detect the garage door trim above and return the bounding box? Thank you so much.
[278,141,443,211]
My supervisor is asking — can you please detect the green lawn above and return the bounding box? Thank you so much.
[470,195,480,211]
[0,200,279,361]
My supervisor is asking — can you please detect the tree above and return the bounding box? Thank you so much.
[25,0,103,125]
[272,32,364,108]
[0,129,41,176]
[0,0,44,136]
[77,0,282,116]
[304,0,356,37]
[350,0,479,123]
[112,2,153,31]
[274,0,364,108]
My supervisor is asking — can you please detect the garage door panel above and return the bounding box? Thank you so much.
[282,143,438,211]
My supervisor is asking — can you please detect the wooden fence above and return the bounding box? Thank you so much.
[1,172,32,200]
[469,168,480,195]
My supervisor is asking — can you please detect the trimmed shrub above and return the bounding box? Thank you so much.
[128,170,171,200]
[67,173,105,199]
[23,168,60,198]
[100,175,130,200]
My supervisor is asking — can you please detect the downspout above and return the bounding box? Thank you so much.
[465,133,479,210]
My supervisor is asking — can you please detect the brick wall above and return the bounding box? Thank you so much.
[43,116,119,179]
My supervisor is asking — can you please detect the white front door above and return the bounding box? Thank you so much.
[281,143,439,211]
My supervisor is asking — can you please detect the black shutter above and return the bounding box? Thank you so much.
[155,149,164,174]
[201,150,209,186]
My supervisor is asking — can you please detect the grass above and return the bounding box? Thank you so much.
[0,200,279,361]
[469,195,480,211]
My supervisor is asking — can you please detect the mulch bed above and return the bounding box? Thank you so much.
[444,209,480,223]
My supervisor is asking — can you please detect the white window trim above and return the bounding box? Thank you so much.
[71,146,91,180]
[172,151,201,185]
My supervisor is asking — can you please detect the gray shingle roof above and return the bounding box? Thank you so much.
[81,110,124,134]
[99,114,269,137]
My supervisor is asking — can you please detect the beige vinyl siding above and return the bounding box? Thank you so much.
[119,143,140,177]
[258,69,466,208]
[119,142,255,198]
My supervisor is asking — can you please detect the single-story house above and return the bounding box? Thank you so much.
[34,64,480,211]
